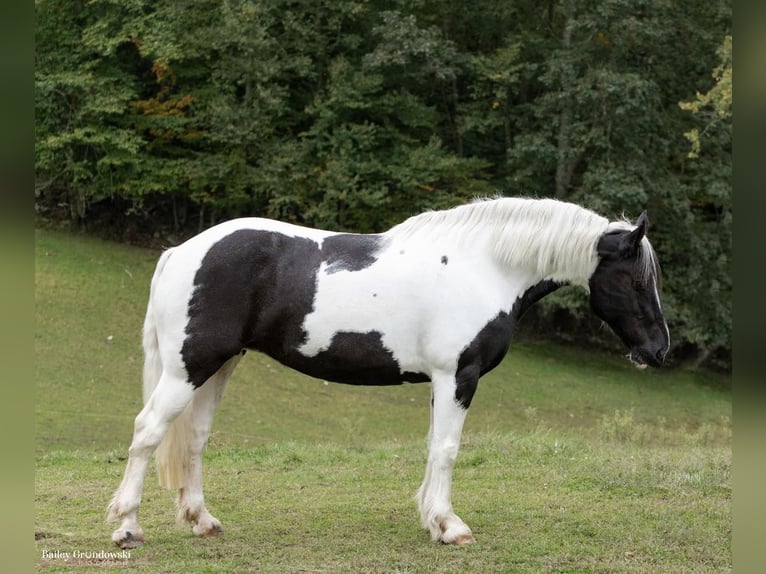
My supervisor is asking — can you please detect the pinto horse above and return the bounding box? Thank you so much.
[107,197,669,548]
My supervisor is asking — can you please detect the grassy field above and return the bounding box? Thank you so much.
[35,228,731,572]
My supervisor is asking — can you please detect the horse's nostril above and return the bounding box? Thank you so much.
[656,348,666,364]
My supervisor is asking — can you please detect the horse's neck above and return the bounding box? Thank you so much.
[386,199,607,287]
[494,234,598,288]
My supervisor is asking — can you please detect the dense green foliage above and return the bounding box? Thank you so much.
[35,0,731,367]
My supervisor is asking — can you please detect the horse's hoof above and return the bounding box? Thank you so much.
[451,532,476,545]
[440,521,475,545]
[193,521,223,538]
[112,528,144,549]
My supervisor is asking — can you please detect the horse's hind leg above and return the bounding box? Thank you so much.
[176,355,241,537]
[107,370,194,548]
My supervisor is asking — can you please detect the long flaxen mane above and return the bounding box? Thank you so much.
[386,197,659,288]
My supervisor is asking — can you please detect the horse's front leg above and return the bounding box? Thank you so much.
[416,369,477,545]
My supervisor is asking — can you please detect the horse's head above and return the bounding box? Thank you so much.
[589,212,670,369]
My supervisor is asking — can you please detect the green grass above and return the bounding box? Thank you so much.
[36,437,729,573]
[35,228,731,572]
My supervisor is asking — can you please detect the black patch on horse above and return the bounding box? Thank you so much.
[454,279,561,408]
[289,331,429,386]
[182,229,323,388]
[323,234,384,274]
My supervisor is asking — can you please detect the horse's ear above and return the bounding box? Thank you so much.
[634,211,649,232]
[619,211,648,257]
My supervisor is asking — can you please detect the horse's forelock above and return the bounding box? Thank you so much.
[637,238,661,289]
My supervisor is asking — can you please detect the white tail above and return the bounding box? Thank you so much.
[141,248,191,490]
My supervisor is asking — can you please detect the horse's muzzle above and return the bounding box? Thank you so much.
[629,345,667,369]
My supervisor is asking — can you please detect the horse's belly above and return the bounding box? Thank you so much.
[262,330,430,386]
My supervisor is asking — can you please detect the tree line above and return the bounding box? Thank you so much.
[35,0,731,369]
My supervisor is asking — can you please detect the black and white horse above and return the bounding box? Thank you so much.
[107,197,669,548]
